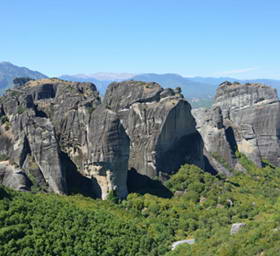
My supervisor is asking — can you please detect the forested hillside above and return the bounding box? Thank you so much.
[1,154,280,256]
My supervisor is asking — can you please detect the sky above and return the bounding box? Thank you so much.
[1,0,280,79]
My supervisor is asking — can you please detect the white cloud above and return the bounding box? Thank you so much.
[215,67,259,77]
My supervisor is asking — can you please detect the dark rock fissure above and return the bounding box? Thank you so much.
[34,104,48,118]
[0,105,5,116]
[225,127,238,154]
[203,155,218,175]
[19,136,32,167]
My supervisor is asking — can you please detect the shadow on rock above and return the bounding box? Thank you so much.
[203,155,218,175]
[60,152,102,198]
[127,168,173,198]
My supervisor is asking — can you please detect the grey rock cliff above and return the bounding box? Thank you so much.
[193,82,280,174]
[86,105,130,199]
[104,81,204,178]
[0,78,102,195]
[0,78,202,198]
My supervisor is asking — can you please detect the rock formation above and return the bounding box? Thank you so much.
[104,81,204,178]
[0,78,202,198]
[0,78,100,195]
[193,81,280,174]
[2,78,279,197]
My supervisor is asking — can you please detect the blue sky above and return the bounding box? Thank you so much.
[1,0,280,79]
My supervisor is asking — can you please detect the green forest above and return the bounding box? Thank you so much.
[1,153,280,256]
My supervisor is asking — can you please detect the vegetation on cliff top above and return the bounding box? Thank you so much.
[1,155,280,255]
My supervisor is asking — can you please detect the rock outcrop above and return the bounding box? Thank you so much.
[0,161,31,191]
[193,82,280,174]
[0,78,202,198]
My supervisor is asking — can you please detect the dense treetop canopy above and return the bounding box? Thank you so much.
[1,154,280,255]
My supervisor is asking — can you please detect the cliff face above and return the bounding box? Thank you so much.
[0,79,101,195]
[104,81,204,178]
[193,82,280,174]
[0,78,202,198]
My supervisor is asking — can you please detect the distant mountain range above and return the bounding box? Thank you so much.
[0,62,47,94]
[1,62,280,108]
[60,73,217,97]
[191,77,280,90]
[60,73,280,108]
[74,72,135,80]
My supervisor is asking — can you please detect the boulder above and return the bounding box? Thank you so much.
[230,223,246,235]
[171,239,195,250]
[0,161,31,191]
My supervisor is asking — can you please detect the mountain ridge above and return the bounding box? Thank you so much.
[2,61,280,107]
[60,73,280,97]
[0,62,47,94]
